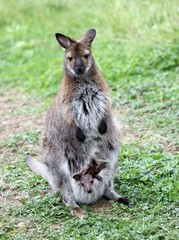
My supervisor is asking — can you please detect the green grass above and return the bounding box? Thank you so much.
[0,0,179,239]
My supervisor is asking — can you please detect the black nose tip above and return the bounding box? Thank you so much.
[87,190,92,193]
[75,66,85,75]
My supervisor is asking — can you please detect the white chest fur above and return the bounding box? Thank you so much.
[71,81,107,131]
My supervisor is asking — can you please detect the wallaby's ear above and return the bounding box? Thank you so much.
[80,29,96,47]
[55,33,75,49]
[73,173,82,181]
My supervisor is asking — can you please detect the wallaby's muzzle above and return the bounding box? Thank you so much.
[75,58,85,75]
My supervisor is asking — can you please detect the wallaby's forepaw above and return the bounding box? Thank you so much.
[118,197,133,208]
[76,127,85,142]
[71,207,85,219]
[98,118,107,134]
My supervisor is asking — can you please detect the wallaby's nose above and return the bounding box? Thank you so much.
[75,58,85,75]
[75,65,85,75]
[87,189,92,193]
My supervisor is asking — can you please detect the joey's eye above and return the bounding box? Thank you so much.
[68,57,73,61]
[84,54,89,59]
[90,180,93,184]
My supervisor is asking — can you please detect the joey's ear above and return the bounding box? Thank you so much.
[91,158,96,166]
[73,173,82,181]
[55,33,75,49]
[80,29,96,47]
[99,162,106,171]
[94,175,102,181]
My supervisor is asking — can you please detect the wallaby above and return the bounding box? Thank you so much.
[26,29,131,219]
[73,160,106,193]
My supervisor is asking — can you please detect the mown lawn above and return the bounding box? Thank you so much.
[0,0,179,239]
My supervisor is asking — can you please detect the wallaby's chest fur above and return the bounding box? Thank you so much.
[70,77,108,131]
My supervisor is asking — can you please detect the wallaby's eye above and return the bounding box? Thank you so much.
[90,180,93,184]
[67,57,73,61]
[84,54,89,59]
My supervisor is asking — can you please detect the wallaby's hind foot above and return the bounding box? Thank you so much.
[118,197,133,208]
[104,187,132,208]
[71,207,85,219]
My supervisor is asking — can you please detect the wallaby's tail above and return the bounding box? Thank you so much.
[25,155,48,178]
[25,155,55,189]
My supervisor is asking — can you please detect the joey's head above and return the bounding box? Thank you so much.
[55,29,96,77]
[73,173,94,193]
